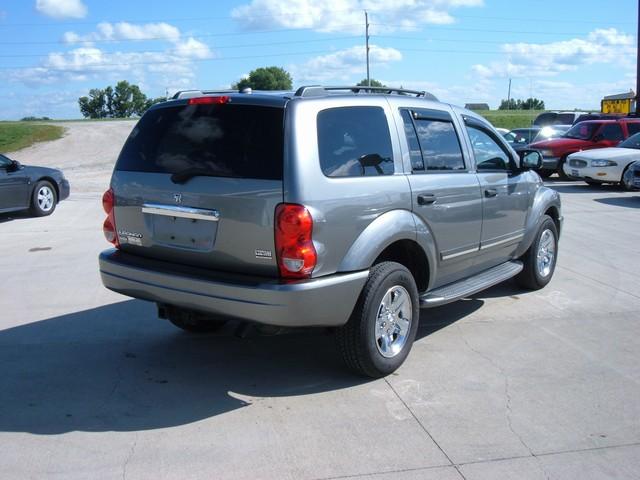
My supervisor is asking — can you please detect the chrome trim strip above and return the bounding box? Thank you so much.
[441,246,479,261]
[480,233,524,251]
[142,203,220,222]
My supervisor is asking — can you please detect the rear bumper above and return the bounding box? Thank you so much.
[99,249,369,327]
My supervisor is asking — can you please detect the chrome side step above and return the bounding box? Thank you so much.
[420,261,523,308]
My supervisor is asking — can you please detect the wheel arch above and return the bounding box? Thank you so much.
[337,209,436,292]
[516,186,562,257]
[35,176,60,199]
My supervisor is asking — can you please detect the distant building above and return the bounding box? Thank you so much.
[465,103,490,110]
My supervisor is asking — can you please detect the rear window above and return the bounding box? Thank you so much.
[116,103,284,180]
[317,106,394,177]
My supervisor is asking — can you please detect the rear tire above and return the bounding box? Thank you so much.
[556,157,570,180]
[516,215,558,290]
[584,179,602,186]
[336,262,419,378]
[30,180,57,216]
[160,305,228,333]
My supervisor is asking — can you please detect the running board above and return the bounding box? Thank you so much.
[420,261,523,308]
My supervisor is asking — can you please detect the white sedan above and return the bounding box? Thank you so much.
[564,132,640,185]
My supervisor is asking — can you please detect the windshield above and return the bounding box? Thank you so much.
[563,122,599,140]
[618,132,640,149]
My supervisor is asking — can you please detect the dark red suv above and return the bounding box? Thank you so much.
[529,119,640,178]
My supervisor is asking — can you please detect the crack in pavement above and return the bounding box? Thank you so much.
[456,324,551,480]
[122,433,138,480]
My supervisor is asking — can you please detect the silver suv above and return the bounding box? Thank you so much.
[99,86,562,377]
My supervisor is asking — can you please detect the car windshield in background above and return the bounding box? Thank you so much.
[618,132,640,149]
[563,122,599,140]
[557,113,577,124]
[116,103,284,180]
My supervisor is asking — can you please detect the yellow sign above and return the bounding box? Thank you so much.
[602,98,633,114]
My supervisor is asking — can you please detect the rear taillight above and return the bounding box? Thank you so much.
[275,203,317,279]
[102,188,120,248]
[188,96,229,105]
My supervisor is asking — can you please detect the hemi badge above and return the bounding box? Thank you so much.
[255,249,273,259]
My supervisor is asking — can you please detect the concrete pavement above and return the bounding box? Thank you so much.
[0,182,639,479]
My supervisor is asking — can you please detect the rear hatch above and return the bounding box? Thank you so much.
[111,96,285,276]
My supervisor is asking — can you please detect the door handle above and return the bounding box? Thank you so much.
[417,194,436,205]
[484,189,498,198]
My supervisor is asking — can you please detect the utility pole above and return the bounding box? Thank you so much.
[365,10,370,87]
[636,0,640,115]
[507,78,512,110]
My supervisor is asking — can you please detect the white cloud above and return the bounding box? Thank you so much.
[290,44,402,83]
[472,28,636,79]
[35,0,87,19]
[232,0,483,33]
[11,22,213,94]
[63,22,181,44]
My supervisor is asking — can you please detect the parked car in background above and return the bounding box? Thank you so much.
[496,127,510,136]
[528,119,640,178]
[563,132,640,186]
[621,160,640,190]
[0,153,70,216]
[573,113,623,124]
[533,111,589,127]
[505,126,569,152]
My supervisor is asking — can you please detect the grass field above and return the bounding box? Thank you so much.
[0,122,65,153]
[473,110,543,130]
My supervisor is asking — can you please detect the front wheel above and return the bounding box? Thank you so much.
[30,180,57,216]
[556,157,570,180]
[516,215,558,290]
[336,262,419,378]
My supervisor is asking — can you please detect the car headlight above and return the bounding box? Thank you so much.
[590,160,617,167]
[540,149,554,157]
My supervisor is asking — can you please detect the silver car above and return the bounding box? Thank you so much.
[99,86,562,377]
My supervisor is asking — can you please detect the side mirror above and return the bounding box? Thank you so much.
[7,160,22,172]
[518,150,543,170]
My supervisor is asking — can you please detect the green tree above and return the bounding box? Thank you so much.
[499,97,545,110]
[78,88,108,119]
[356,78,386,87]
[78,81,161,118]
[233,66,292,91]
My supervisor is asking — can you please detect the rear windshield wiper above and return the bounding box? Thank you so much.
[170,168,213,184]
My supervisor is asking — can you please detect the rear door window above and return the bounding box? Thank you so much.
[626,122,640,136]
[116,103,284,180]
[401,110,465,172]
[317,106,394,177]
[599,123,624,141]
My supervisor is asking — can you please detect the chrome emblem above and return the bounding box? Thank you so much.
[173,193,182,204]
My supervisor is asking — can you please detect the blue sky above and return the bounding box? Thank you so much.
[0,0,637,119]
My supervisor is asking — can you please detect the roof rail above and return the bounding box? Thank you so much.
[294,85,438,101]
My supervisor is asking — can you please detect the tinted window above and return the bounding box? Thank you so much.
[413,118,465,171]
[627,123,640,136]
[317,106,394,177]
[558,113,577,124]
[533,112,558,126]
[0,154,11,167]
[466,126,510,171]
[564,122,599,140]
[400,110,424,170]
[619,132,640,149]
[599,123,623,141]
[116,103,284,180]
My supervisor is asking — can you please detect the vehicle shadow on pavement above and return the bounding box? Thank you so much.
[0,298,477,435]
[0,211,34,224]
[593,196,640,208]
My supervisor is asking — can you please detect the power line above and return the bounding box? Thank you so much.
[3,44,635,71]
[370,23,634,37]
[0,35,362,58]
[0,10,634,28]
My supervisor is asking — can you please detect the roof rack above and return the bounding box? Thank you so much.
[172,89,239,100]
[294,85,438,101]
